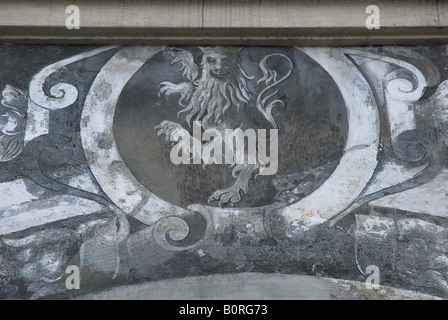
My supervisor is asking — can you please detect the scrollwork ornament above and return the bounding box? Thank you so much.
[28,46,117,110]
[152,212,211,252]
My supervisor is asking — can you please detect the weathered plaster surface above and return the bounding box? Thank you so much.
[1,44,448,300]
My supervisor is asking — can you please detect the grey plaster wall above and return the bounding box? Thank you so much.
[1,44,448,300]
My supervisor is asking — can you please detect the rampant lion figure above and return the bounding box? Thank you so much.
[155,47,293,207]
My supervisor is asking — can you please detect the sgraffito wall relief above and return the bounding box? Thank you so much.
[2,45,448,299]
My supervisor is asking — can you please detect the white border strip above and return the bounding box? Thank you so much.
[277,47,380,232]
[80,46,191,226]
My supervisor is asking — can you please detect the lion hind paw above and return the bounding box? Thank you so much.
[208,187,243,207]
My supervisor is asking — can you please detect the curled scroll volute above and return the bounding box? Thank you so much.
[28,47,117,111]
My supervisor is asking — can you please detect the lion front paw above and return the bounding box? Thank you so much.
[158,81,193,106]
[155,120,185,142]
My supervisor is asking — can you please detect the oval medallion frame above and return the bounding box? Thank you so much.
[80,46,380,227]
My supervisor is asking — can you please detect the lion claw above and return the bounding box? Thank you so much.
[155,120,184,142]
[208,188,242,207]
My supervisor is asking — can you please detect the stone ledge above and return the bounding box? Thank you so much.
[0,0,447,45]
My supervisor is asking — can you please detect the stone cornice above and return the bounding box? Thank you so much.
[0,0,447,45]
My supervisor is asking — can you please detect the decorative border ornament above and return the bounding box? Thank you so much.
[3,45,448,299]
